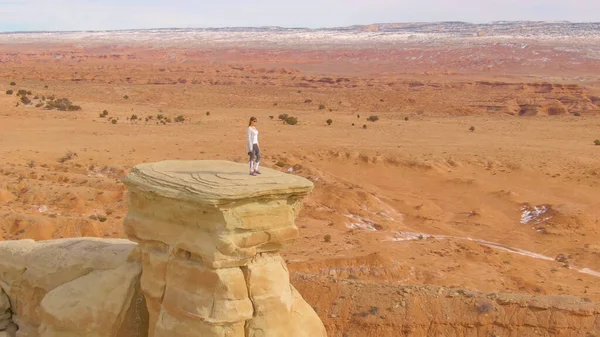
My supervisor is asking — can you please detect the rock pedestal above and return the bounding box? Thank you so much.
[122,160,327,337]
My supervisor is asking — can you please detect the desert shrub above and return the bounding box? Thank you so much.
[477,301,494,314]
[273,102,278,106]
[33,95,39,99]
[27,160,35,168]
[278,114,288,121]
[157,114,164,120]
[58,151,77,163]
[111,119,117,124]
[269,116,274,120]
[48,95,55,100]
[9,82,16,86]
[367,115,379,122]
[324,234,331,243]
[123,95,129,99]
[130,114,138,121]
[99,113,106,118]
[44,98,81,111]
[102,110,108,116]
[17,89,27,96]
[284,116,298,125]
[304,99,312,103]
[574,112,581,116]
[20,96,32,105]
[35,103,44,108]
[5,90,13,95]
[326,119,333,126]
[147,115,153,120]
[363,124,367,129]
[44,85,48,89]
[97,215,107,223]
[206,111,210,116]
[469,126,475,132]
[357,114,360,119]
[175,115,185,122]
[352,123,355,126]
[41,95,46,100]
[275,161,285,167]
[26,91,32,95]
[404,116,409,121]
[595,139,600,146]
[319,104,326,110]
[165,117,172,123]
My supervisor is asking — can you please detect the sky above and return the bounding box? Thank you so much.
[0,0,598,32]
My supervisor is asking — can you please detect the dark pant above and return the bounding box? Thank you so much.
[249,144,261,162]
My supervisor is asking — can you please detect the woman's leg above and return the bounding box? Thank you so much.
[249,151,255,174]
[253,144,261,173]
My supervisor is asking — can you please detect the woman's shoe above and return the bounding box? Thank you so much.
[254,170,262,175]
[249,172,256,176]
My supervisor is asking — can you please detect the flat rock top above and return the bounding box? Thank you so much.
[122,160,313,204]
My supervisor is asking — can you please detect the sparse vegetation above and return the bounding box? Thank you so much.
[97,215,107,222]
[58,151,77,163]
[27,160,35,168]
[477,301,494,314]
[5,90,13,95]
[357,114,360,119]
[318,104,326,110]
[130,114,138,121]
[278,114,289,121]
[326,119,333,126]
[404,116,409,121]
[206,111,210,116]
[123,95,129,99]
[304,99,312,103]
[10,82,16,86]
[269,115,274,120]
[17,89,27,96]
[367,115,379,122]
[111,119,117,124]
[35,103,44,108]
[324,234,331,243]
[44,98,81,111]
[595,139,600,146]
[469,126,476,132]
[275,161,285,167]
[20,95,32,105]
[175,115,185,123]
[284,116,298,125]
[574,112,581,116]
[352,123,355,126]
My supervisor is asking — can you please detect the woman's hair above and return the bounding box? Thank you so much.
[248,117,257,126]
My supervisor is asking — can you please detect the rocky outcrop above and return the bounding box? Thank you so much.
[0,238,146,337]
[0,160,326,337]
[122,160,327,337]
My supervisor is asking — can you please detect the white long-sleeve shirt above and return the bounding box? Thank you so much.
[246,127,259,153]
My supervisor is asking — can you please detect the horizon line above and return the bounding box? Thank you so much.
[1,20,599,34]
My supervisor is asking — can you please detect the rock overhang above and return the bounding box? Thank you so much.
[122,160,314,206]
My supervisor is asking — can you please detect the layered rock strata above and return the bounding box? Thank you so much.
[122,160,327,337]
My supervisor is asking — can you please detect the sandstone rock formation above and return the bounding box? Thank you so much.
[0,160,326,337]
[122,160,327,337]
[0,238,146,337]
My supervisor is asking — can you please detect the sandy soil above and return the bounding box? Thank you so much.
[1,39,600,335]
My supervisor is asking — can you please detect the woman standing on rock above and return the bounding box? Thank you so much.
[247,117,261,175]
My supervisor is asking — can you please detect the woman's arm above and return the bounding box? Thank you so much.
[246,127,253,153]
